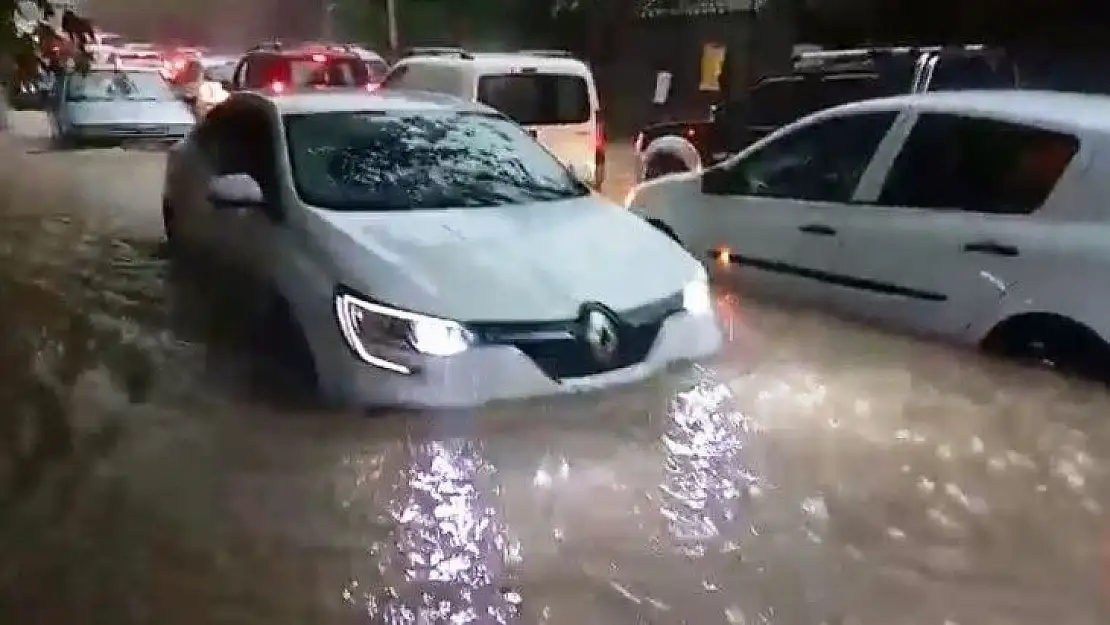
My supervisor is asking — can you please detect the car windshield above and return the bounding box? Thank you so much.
[285,110,589,211]
[66,70,175,101]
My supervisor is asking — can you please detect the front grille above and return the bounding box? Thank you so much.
[470,293,682,381]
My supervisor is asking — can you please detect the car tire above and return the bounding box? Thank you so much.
[982,313,1110,379]
[644,154,689,180]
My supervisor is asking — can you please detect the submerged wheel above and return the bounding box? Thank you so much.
[982,313,1110,379]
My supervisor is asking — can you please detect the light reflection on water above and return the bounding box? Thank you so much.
[344,437,521,624]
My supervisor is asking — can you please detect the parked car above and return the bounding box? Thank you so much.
[626,90,1110,376]
[634,44,1018,181]
[50,64,195,148]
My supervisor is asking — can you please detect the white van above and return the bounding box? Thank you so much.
[381,48,605,188]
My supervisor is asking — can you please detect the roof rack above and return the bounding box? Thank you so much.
[402,46,473,59]
[517,49,574,58]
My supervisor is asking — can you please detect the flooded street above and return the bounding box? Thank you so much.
[2,110,1110,624]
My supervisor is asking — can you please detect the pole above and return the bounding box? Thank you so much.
[385,0,399,54]
[322,1,333,40]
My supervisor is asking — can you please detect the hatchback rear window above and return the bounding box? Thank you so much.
[477,73,590,125]
[261,57,370,87]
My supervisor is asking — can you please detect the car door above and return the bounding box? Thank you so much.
[700,109,903,303]
[831,112,1080,340]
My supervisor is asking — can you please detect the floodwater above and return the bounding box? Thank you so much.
[2,111,1110,624]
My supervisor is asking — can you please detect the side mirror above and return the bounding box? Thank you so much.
[220,80,233,91]
[207,173,263,207]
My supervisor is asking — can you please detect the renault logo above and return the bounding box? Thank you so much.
[582,306,619,365]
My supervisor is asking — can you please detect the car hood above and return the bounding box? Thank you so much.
[68,100,195,126]
[307,196,702,322]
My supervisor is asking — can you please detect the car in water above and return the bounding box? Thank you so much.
[50,64,196,148]
[627,90,1110,377]
[161,89,722,408]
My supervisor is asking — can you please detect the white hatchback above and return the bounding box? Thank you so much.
[627,90,1110,376]
[162,89,721,408]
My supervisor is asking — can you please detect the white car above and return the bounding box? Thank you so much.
[162,89,722,408]
[626,90,1110,375]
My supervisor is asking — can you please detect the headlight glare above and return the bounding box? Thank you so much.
[335,292,472,373]
[682,277,712,315]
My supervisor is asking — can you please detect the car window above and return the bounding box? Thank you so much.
[746,78,812,128]
[477,73,590,125]
[366,59,389,82]
[284,57,370,87]
[720,111,898,202]
[876,113,1078,214]
[200,105,278,198]
[65,70,175,101]
[284,110,590,211]
[927,56,1016,91]
[242,56,274,88]
[817,76,886,109]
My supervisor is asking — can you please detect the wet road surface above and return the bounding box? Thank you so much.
[2,111,1110,624]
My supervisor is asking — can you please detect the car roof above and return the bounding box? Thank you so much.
[832,90,1110,133]
[236,88,496,116]
[399,52,590,74]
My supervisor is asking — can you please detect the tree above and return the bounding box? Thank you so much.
[1,0,91,87]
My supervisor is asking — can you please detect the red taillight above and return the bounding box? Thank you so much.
[269,81,285,93]
[594,118,606,152]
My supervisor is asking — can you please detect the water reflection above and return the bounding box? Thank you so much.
[346,436,520,624]
[659,372,763,555]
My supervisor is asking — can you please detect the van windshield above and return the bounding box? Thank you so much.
[477,73,590,125]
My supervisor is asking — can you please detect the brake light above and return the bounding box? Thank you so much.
[269,81,285,93]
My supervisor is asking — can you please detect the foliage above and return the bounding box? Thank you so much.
[1,0,90,84]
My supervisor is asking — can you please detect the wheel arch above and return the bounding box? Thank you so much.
[980,311,1101,352]
[639,135,703,179]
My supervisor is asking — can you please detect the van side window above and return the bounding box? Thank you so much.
[877,113,1078,214]
[477,74,589,125]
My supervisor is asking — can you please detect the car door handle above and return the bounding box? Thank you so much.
[962,241,1018,256]
[798,224,836,236]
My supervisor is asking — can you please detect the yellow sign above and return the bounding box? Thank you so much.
[699,42,726,91]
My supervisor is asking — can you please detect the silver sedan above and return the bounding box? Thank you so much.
[50,65,195,148]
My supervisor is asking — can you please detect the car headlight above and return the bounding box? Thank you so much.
[682,275,712,315]
[334,291,473,374]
